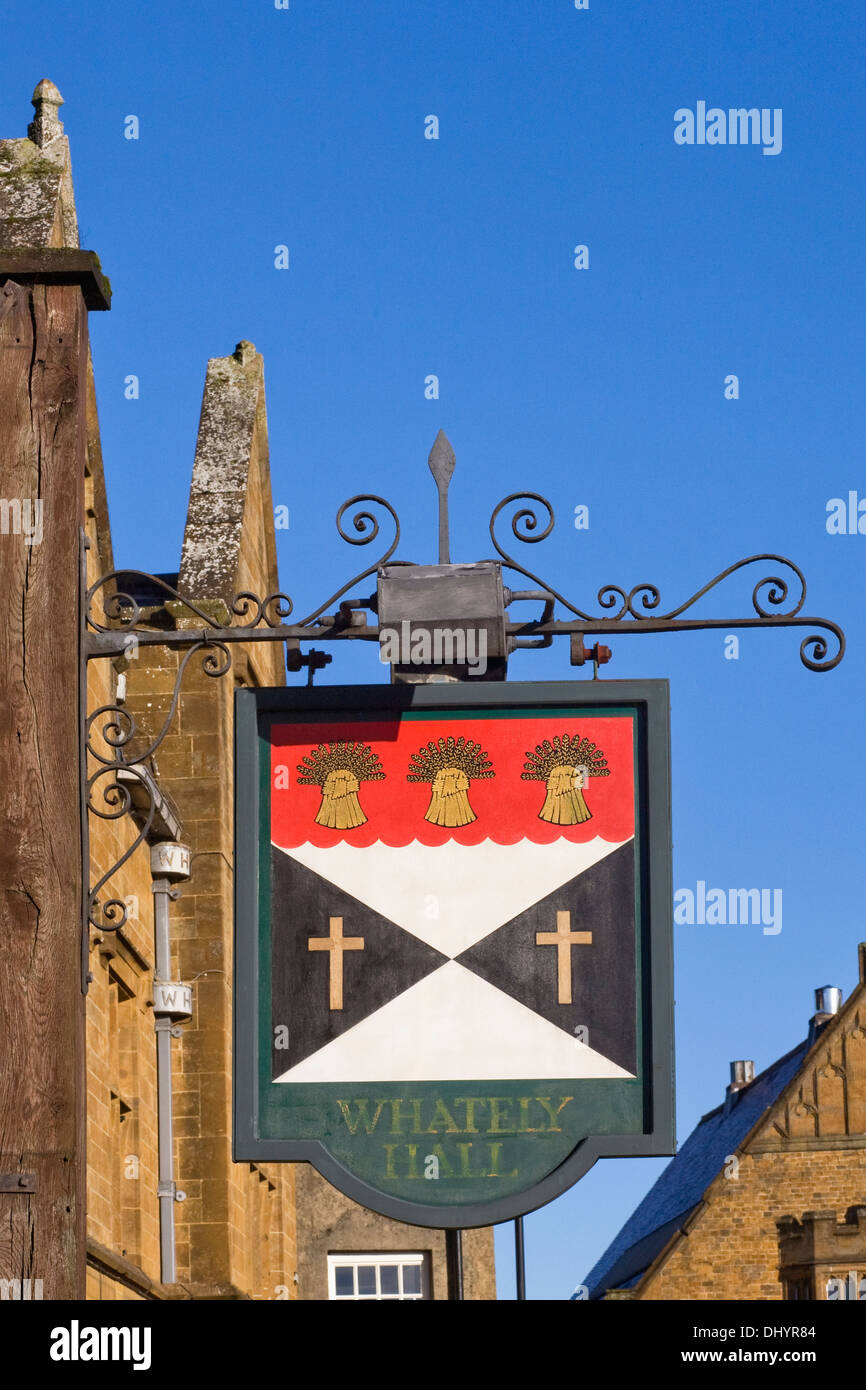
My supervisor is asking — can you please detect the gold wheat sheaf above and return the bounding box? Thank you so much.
[406,736,495,828]
[297,741,385,829]
[521,734,610,825]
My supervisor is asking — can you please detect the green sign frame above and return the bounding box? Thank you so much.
[233,680,674,1229]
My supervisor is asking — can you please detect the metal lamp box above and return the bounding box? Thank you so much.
[376,561,507,681]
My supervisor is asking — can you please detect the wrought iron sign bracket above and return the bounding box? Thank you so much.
[80,431,845,990]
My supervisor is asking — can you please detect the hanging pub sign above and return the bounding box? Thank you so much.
[233,680,674,1228]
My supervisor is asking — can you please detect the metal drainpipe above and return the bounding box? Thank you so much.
[150,842,193,1286]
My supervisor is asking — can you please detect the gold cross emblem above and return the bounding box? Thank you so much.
[535,910,592,1005]
[307,916,365,1011]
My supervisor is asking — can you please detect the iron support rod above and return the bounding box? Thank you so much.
[82,611,842,659]
[80,532,92,993]
[446,1228,464,1300]
[507,614,841,637]
[514,1216,526,1300]
[427,428,455,564]
[83,624,382,659]
[437,490,450,565]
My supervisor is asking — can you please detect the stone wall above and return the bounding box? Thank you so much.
[296,1166,496,1301]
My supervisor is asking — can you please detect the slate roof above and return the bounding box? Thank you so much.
[581,1038,810,1299]
[112,571,180,608]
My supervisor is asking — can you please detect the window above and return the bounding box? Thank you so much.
[783,1278,812,1301]
[327,1253,429,1300]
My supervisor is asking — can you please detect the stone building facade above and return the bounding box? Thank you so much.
[583,943,866,1301]
[1,81,495,1302]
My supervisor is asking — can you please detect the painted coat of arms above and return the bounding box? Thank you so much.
[234,683,672,1223]
[268,710,637,1087]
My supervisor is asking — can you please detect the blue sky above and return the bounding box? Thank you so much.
[5,0,865,1298]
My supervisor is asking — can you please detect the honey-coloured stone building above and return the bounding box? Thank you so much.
[583,944,866,1301]
[0,80,494,1302]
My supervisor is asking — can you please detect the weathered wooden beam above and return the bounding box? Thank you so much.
[0,276,90,1300]
[0,250,111,310]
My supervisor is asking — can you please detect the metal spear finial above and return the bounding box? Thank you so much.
[428,429,456,564]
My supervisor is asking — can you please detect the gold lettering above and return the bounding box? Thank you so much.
[518,1097,544,1133]
[457,1142,483,1178]
[455,1097,487,1133]
[383,1143,422,1178]
[430,1143,455,1178]
[426,1099,460,1133]
[488,1097,515,1134]
[535,1096,574,1131]
[337,1099,387,1135]
[487,1142,518,1178]
[388,1098,424,1134]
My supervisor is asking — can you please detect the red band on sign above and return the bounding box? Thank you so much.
[270,715,635,848]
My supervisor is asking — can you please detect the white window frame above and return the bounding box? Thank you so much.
[327,1252,429,1300]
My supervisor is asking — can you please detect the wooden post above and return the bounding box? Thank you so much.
[0,276,90,1300]
[0,81,109,1302]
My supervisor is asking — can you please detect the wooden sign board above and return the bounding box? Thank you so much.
[233,681,674,1228]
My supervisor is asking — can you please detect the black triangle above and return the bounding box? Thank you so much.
[455,841,636,1074]
[270,847,449,1076]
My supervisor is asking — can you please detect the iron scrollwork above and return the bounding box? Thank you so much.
[490,492,844,673]
[80,496,400,981]
[84,641,233,936]
[81,445,845,989]
[87,762,153,933]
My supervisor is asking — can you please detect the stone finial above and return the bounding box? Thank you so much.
[178,346,268,600]
[28,79,65,148]
[233,340,257,365]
